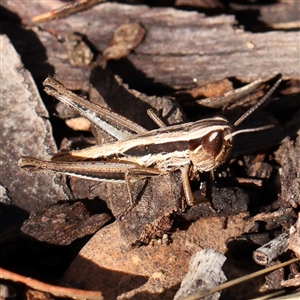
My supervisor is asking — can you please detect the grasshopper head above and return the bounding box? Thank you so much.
[188,78,281,173]
[188,116,233,172]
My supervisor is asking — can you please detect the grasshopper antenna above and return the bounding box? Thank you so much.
[224,78,281,141]
[234,78,282,127]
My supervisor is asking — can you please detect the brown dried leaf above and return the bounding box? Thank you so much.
[62,213,246,299]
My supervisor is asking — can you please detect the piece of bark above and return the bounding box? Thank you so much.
[275,130,300,208]
[245,153,272,179]
[0,35,69,213]
[71,172,184,246]
[178,184,250,222]
[175,0,224,9]
[229,0,300,31]
[247,162,273,180]
[281,278,300,288]
[253,232,289,266]
[0,184,11,206]
[288,213,300,259]
[25,289,53,300]
[21,201,111,245]
[62,213,246,299]
[244,208,297,233]
[264,260,285,291]
[2,2,299,91]
[174,249,227,300]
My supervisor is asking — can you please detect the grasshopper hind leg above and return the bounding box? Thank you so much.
[117,167,161,220]
[147,108,166,128]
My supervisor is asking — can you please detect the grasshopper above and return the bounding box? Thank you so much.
[19,77,281,208]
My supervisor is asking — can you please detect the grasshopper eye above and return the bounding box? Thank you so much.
[202,131,224,156]
[189,130,232,172]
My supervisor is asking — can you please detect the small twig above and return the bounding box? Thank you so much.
[0,267,104,300]
[32,0,105,23]
[253,232,289,265]
[179,257,300,300]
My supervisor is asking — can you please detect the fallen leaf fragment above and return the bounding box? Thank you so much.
[62,213,247,299]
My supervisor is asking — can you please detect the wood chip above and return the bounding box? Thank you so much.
[288,213,300,259]
[21,201,111,245]
[253,233,289,266]
[0,35,69,212]
[174,249,227,300]
[103,22,146,61]
[275,131,300,208]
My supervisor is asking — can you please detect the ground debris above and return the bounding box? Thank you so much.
[174,249,227,300]
[1,1,300,299]
[21,201,111,245]
[62,213,247,299]
[289,213,300,259]
[102,22,146,62]
[275,130,300,208]
[0,35,69,214]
